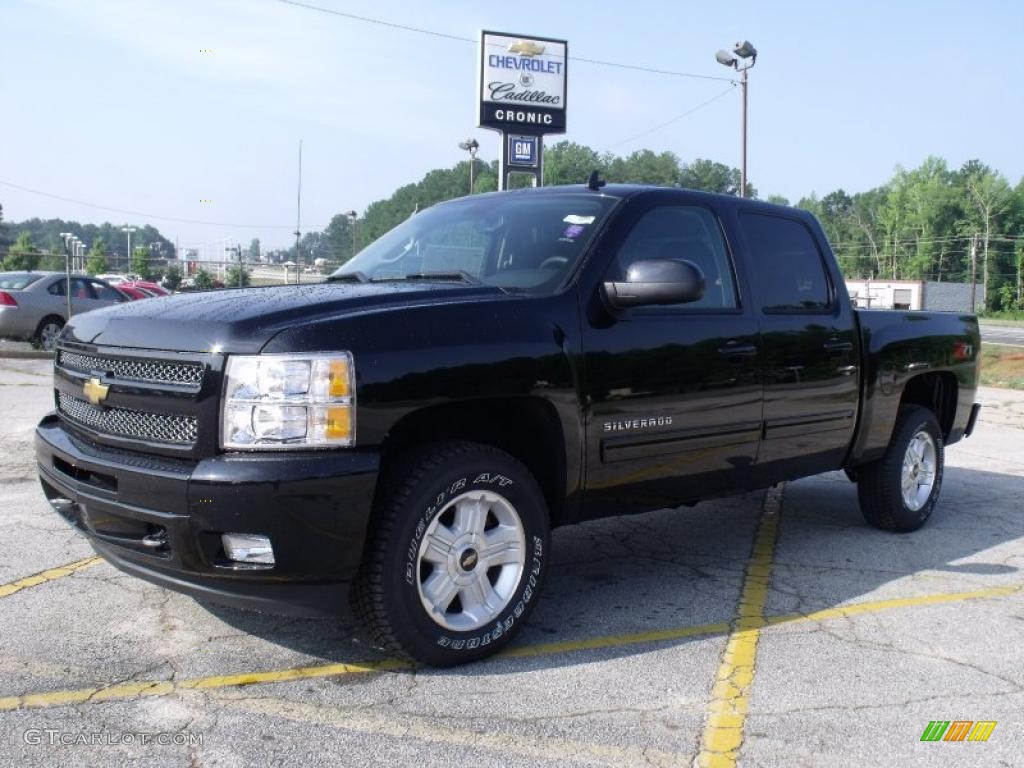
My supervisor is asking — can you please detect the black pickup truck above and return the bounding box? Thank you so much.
[36,185,981,665]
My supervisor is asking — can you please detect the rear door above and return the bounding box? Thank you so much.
[581,198,763,517]
[738,211,859,478]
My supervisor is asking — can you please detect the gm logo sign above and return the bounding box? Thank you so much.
[508,135,538,167]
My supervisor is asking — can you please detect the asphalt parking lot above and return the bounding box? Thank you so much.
[1,356,1022,767]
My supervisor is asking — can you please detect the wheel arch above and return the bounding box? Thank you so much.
[899,371,958,440]
[379,397,568,526]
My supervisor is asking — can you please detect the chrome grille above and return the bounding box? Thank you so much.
[58,393,198,445]
[58,350,204,388]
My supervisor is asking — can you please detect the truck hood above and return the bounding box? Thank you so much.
[62,281,507,353]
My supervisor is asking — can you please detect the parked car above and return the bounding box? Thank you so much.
[0,271,127,349]
[36,185,981,665]
[116,285,152,301]
[121,280,170,297]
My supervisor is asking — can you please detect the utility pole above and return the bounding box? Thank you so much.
[294,139,303,268]
[969,233,979,312]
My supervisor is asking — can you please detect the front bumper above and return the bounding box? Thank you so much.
[35,413,380,617]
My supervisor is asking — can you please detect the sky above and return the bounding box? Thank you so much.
[1,0,1022,254]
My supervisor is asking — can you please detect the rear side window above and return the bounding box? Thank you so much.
[740,213,832,312]
[90,281,124,301]
[0,273,44,290]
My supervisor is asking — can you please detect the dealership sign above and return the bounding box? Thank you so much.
[478,31,567,133]
[478,30,567,188]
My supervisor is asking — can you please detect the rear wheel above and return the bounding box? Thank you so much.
[34,316,64,351]
[857,405,944,532]
[354,441,549,666]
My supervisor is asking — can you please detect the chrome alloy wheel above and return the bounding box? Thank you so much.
[901,429,937,512]
[416,490,526,632]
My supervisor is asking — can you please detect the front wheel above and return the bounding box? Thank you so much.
[354,441,549,666]
[857,405,944,532]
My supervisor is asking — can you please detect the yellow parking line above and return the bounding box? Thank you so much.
[0,556,101,599]
[767,582,1024,627]
[696,487,782,768]
[218,695,683,768]
[1,570,1021,713]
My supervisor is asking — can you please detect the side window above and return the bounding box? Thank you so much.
[90,281,123,301]
[70,278,93,300]
[48,280,65,296]
[740,213,832,312]
[613,206,738,310]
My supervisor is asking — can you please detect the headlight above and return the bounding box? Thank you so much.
[221,353,355,450]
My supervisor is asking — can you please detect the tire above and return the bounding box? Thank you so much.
[857,405,944,532]
[354,441,550,666]
[35,316,64,351]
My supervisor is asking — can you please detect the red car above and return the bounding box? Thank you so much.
[116,286,151,301]
[122,280,170,297]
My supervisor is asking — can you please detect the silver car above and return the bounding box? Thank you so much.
[0,272,128,350]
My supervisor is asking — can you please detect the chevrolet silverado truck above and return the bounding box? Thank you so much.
[36,184,982,665]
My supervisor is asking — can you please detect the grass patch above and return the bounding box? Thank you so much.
[981,344,1024,390]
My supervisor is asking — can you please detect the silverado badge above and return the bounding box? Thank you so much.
[83,377,109,406]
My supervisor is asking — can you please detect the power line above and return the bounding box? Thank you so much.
[0,180,319,230]
[276,0,734,83]
[605,85,737,150]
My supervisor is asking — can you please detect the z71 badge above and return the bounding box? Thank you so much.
[603,416,673,432]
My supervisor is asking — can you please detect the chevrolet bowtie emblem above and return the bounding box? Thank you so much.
[508,40,545,57]
[83,377,109,406]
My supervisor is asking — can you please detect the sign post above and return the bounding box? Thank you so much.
[477,30,567,190]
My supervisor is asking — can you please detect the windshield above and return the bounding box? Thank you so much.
[0,273,45,290]
[333,193,617,293]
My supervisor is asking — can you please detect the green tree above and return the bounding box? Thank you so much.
[248,238,261,261]
[0,203,9,250]
[85,238,109,275]
[960,162,1014,310]
[3,231,39,271]
[225,263,251,288]
[678,158,753,196]
[765,194,790,206]
[323,214,355,265]
[164,264,183,291]
[193,268,214,290]
[543,141,604,186]
[130,246,153,281]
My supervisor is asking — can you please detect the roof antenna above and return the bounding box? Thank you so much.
[586,170,606,191]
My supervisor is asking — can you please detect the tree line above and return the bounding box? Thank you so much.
[3,146,1022,310]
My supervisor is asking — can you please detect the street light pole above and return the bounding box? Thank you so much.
[716,41,757,198]
[59,233,73,319]
[122,226,137,273]
[345,210,358,260]
[458,138,480,194]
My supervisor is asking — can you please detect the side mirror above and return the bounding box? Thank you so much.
[602,259,705,309]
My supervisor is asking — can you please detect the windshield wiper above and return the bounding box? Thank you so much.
[374,271,482,285]
[327,271,370,283]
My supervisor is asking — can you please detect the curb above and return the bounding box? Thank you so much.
[0,350,54,360]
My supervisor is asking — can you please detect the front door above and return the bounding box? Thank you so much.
[580,202,763,518]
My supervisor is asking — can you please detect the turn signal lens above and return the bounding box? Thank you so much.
[328,359,351,398]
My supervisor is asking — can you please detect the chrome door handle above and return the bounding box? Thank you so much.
[836,365,858,376]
